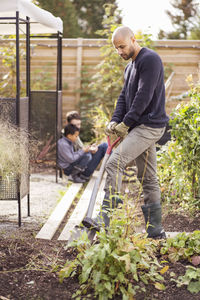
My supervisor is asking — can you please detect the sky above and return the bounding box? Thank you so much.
[116,0,175,39]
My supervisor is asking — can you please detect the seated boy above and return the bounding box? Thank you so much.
[65,110,107,159]
[58,124,107,183]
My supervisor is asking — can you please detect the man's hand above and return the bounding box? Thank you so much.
[114,122,129,138]
[105,121,118,136]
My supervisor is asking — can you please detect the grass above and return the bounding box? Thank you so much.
[0,120,29,178]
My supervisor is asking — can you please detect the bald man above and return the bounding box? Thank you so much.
[85,26,169,239]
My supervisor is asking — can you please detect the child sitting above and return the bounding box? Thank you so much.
[58,124,107,183]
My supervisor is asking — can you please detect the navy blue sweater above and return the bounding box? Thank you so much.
[111,48,169,129]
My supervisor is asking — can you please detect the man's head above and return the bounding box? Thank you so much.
[64,124,80,143]
[112,26,141,61]
[66,111,81,129]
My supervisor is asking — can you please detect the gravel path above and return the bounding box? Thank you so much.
[0,173,68,231]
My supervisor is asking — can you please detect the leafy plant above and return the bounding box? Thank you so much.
[59,196,166,299]
[160,231,200,263]
[0,37,26,98]
[170,79,200,198]
[172,265,200,294]
[31,63,56,91]
[157,79,200,212]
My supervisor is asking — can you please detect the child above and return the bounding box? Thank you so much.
[58,124,92,183]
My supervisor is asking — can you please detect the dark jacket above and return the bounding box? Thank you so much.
[111,47,169,130]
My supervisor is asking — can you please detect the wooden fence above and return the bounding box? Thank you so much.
[0,38,200,120]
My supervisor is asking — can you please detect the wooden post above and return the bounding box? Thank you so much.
[198,62,200,82]
[75,38,83,107]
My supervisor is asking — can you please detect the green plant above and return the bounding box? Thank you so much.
[158,79,200,212]
[0,37,26,98]
[170,80,200,198]
[59,197,166,299]
[157,142,194,211]
[172,265,200,294]
[31,63,56,91]
[160,231,200,263]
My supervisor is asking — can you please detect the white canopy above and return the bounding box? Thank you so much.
[0,0,63,35]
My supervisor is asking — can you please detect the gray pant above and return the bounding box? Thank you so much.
[104,124,166,205]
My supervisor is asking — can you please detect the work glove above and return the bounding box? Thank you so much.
[114,122,129,138]
[105,121,118,135]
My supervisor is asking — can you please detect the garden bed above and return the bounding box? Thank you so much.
[0,212,199,300]
[0,186,199,299]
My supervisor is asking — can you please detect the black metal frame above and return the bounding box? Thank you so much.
[0,11,63,225]
[30,32,62,183]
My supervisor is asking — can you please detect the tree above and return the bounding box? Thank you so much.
[36,0,120,38]
[71,0,121,38]
[158,0,199,39]
[36,0,81,37]
[189,17,200,39]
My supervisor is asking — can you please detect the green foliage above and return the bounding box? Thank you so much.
[37,0,121,38]
[158,0,200,40]
[173,265,200,294]
[0,39,26,98]
[88,4,125,115]
[71,0,121,38]
[0,38,61,97]
[157,80,200,211]
[189,19,200,39]
[31,63,57,91]
[160,231,200,263]
[59,197,165,299]
[37,0,81,38]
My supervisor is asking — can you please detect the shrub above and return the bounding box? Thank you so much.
[158,79,200,212]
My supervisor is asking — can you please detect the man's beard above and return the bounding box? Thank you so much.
[122,49,135,60]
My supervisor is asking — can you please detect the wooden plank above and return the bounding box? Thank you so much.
[58,176,96,241]
[36,183,82,240]
[58,171,106,241]
[166,232,190,238]
[92,174,106,218]
[75,38,83,106]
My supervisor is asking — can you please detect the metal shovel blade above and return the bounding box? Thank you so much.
[67,225,97,245]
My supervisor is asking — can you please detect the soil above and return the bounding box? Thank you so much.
[0,166,200,300]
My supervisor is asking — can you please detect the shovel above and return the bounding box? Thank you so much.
[67,135,120,244]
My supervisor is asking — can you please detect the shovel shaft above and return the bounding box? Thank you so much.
[86,152,109,218]
[86,136,120,218]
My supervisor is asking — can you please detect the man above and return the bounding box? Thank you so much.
[86,26,169,239]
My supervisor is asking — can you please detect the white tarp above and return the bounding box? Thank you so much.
[0,0,63,34]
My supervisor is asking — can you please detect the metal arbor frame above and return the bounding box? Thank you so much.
[0,11,62,225]
[30,32,62,184]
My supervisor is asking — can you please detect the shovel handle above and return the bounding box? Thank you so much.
[106,135,121,154]
[85,135,121,219]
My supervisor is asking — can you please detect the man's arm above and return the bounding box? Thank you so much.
[110,63,131,124]
[111,86,127,124]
